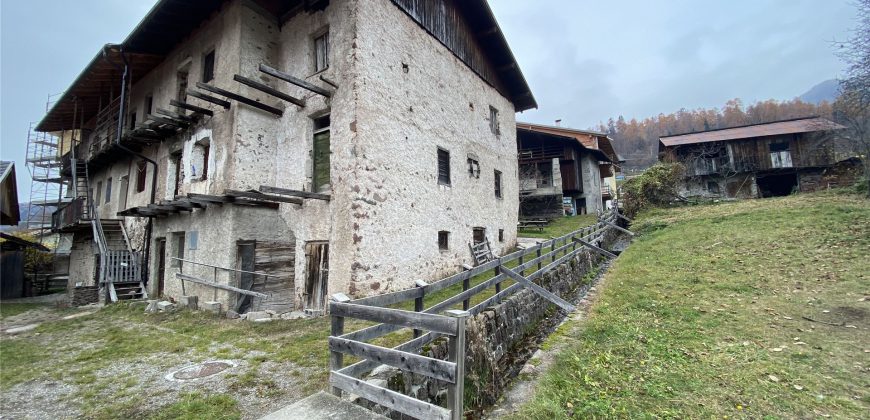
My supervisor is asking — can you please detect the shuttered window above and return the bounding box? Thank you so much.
[437,148,450,185]
[202,50,215,82]
[314,31,329,72]
[494,170,502,198]
[136,161,147,192]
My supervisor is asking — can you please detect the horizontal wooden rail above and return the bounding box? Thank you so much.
[330,302,458,335]
[329,336,457,382]
[330,371,451,420]
[175,273,268,299]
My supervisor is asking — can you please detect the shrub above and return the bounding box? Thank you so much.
[621,163,685,217]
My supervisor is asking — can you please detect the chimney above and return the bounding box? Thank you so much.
[555,119,562,126]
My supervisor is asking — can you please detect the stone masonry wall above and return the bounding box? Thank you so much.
[361,227,621,417]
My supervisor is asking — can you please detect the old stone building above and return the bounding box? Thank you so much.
[516,123,619,218]
[39,0,535,313]
[659,117,847,199]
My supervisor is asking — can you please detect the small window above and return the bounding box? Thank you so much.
[177,71,189,101]
[473,227,486,244]
[202,143,210,179]
[136,161,147,193]
[314,31,329,72]
[313,115,331,192]
[489,106,500,135]
[498,229,504,242]
[537,162,552,187]
[105,178,112,204]
[145,95,153,115]
[438,231,449,250]
[494,170,502,198]
[119,176,129,210]
[467,157,480,178]
[191,140,211,181]
[129,110,137,130]
[95,181,103,204]
[202,49,215,82]
[769,142,789,152]
[437,148,450,186]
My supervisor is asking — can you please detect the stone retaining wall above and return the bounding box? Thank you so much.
[360,228,621,417]
[70,286,99,307]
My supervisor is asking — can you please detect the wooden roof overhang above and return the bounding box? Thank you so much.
[117,190,306,218]
[517,127,612,163]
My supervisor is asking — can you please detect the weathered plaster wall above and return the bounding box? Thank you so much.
[342,0,520,296]
[580,153,603,213]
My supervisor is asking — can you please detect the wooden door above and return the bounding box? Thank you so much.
[155,238,166,297]
[304,242,329,311]
[235,241,256,313]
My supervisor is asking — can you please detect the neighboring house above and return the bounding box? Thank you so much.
[0,232,50,299]
[0,161,20,226]
[36,0,535,313]
[516,123,618,218]
[659,117,847,199]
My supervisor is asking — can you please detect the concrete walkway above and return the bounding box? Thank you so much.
[259,391,387,420]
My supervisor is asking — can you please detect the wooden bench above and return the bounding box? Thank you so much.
[518,220,549,232]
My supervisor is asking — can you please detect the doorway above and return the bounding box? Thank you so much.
[235,241,256,313]
[757,172,798,197]
[304,242,329,312]
[155,238,166,297]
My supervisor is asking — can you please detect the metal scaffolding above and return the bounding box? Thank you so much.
[24,94,67,235]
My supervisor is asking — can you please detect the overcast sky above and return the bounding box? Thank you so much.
[0,0,857,199]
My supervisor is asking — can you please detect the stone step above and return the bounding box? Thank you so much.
[259,391,387,420]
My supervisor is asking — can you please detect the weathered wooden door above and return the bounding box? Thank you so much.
[304,242,329,311]
[155,238,166,297]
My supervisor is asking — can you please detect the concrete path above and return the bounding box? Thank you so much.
[259,391,388,420]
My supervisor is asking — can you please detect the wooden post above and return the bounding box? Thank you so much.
[414,280,427,338]
[550,237,557,263]
[329,293,350,396]
[518,253,525,276]
[445,309,470,420]
[536,245,543,271]
[493,259,501,293]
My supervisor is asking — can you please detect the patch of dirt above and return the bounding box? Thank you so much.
[830,306,868,325]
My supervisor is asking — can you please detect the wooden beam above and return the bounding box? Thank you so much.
[170,99,214,116]
[259,63,333,98]
[572,237,617,259]
[233,74,305,108]
[330,302,458,335]
[156,108,196,122]
[195,82,283,116]
[499,266,575,312]
[319,74,339,89]
[604,220,634,236]
[329,371,451,420]
[176,273,268,299]
[225,189,303,205]
[187,193,231,203]
[258,185,331,201]
[328,336,457,383]
[186,89,231,109]
[146,114,188,128]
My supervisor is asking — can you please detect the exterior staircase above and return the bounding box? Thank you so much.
[72,159,91,220]
[91,211,146,302]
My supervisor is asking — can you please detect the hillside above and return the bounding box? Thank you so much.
[799,79,841,104]
[516,192,870,418]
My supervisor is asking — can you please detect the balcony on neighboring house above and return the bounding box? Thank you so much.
[52,197,89,232]
[601,184,612,198]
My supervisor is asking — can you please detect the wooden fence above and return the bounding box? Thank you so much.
[328,205,632,419]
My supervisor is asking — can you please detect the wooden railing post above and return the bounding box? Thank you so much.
[550,237,557,263]
[414,280,428,338]
[493,259,501,293]
[329,293,350,396]
[445,309,470,420]
[536,244,543,271]
[460,265,472,310]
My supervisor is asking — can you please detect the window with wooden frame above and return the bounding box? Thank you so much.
[95,181,103,204]
[498,229,504,242]
[467,155,480,178]
[438,231,449,250]
[494,170,502,198]
[437,148,451,186]
[172,232,185,268]
[472,227,486,244]
[202,49,215,83]
[136,161,147,193]
[119,176,129,210]
[313,30,329,73]
[312,114,331,192]
[489,105,500,135]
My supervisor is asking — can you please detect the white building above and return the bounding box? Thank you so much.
[38,0,536,313]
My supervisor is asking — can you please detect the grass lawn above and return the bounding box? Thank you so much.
[0,302,47,319]
[518,214,598,239]
[515,192,870,418]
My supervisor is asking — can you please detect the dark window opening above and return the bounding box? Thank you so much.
[136,161,147,193]
[145,95,153,115]
[95,181,102,204]
[437,148,450,185]
[171,152,182,197]
[537,162,553,187]
[201,143,210,179]
[498,229,504,242]
[494,170,502,198]
[769,142,789,152]
[314,31,329,72]
[202,50,215,83]
[105,178,112,204]
[119,176,129,210]
[172,232,185,268]
[129,110,137,130]
[438,231,449,250]
[473,227,486,244]
[467,157,480,178]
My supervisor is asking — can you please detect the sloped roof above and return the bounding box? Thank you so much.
[517,122,617,162]
[517,126,612,163]
[38,0,535,132]
[659,117,845,147]
[0,161,20,226]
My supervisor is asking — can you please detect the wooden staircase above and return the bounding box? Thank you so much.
[93,216,147,302]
